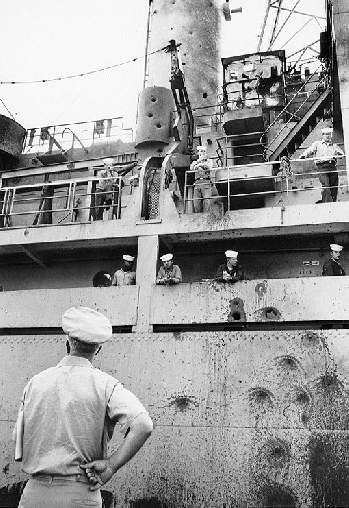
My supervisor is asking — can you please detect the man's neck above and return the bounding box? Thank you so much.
[69,351,95,362]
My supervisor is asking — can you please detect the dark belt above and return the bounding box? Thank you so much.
[32,473,90,484]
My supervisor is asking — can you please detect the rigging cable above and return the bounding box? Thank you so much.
[0,97,15,120]
[0,46,167,85]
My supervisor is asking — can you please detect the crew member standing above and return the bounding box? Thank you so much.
[300,127,345,203]
[215,250,244,283]
[190,145,214,213]
[14,306,153,508]
[112,255,136,286]
[94,158,115,220]
[322,243,346,276]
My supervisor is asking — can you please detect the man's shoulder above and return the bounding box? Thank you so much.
[322,258,333,269]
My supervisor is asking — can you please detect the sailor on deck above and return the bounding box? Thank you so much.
[215,250,244,283]
[190,145,214,213]
[112,254,136,286]
[156,253,182,285]
[94,158,115,220]
[322,243,346,276]
[300,127,344,203]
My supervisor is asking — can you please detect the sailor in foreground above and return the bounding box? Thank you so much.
[215,250,244,283]
[156,253,182,285]
[322,243,346,276]
[300,127,345,203]
[14,306,153,508]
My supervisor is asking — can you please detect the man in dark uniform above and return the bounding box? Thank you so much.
[322,243,346,276]
[215,250,244,283]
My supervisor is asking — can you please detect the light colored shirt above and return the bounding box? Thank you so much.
[112,269,136,286]
[14,356,147,475]
[96,169,114,191]
[301,140,344,164]
[190,157,213,181]
[156,264,182,284]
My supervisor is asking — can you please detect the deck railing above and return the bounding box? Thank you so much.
[0,174,127,229]
[184,155,347,213]
[23,116,134,160]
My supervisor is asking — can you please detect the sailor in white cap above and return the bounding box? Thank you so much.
[94,159,116,220]
[156,253,182,285]
[322,243,346,276]
[189,144,215,213]
[215,250,245,283]
[112,254,136,286]
[14,306,153,508]
[300,127,344,203]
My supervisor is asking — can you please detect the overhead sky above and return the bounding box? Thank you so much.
[0,0,325,130]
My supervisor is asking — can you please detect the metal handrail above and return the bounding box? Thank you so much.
[261,64,329,153]
[184,155,347,213]
[0,175,125,228]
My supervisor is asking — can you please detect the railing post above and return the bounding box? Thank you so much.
[68,182,76,222]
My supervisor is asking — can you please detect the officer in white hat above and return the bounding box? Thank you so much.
[215,250,245,283]
[14,307,153,508]
[156,253,182,285]
[112,254,136,286]
[300,127,344,203]
[322,244,346,276]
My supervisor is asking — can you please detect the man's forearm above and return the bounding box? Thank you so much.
[108,416,153,473]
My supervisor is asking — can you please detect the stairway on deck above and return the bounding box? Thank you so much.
[267,87,332,161]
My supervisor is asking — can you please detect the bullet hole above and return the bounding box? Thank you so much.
[255,281,267,296]
[301,331,320,345]
[275,355,300,371]
[147,112,153,117]
[258,306,281,321]
[150,96,157,102]
[228,298,246,322]
[259,438,291,468]
[265,307,280,319]
[156,123,162,128]
[168,394,198,412]
[316,373,343,394]
[202,92,208,99]
[249,387,274,408]
[173,331,183,341]
[294,387,311,406]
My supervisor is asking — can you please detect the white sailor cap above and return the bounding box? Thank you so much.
[62,306,112,344]
[225,250,238,258]
[160,253,173,262]
[123,254,135,262]
[197,145,206,151]
[321,127,333,134]
[330,243,343,252]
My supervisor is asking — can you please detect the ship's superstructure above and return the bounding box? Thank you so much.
[1,1,349,507]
